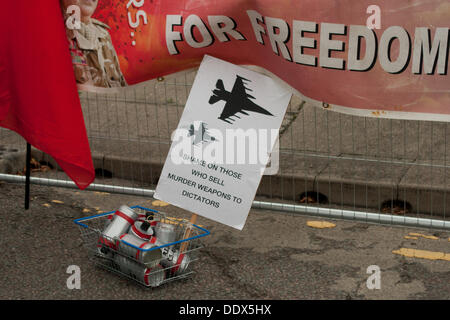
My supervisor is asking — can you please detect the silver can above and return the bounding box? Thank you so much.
[160,247,191,276]
[138,211,157,222]
[103,213,114,228]
[94,236,116,269]
[101,205,138,248]
[155,222,177,244]
[130,220,154,241]
[97,233,117,257]
[114,254,165,287]
[116,234,162,267]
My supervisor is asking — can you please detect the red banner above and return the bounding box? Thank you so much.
[62,0,449,121]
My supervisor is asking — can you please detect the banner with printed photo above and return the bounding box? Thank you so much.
[61,0,449,121]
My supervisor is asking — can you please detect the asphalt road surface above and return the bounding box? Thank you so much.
[0,181,449,300]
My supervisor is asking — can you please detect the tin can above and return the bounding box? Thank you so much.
[138,211,157,221]
[116,234,162,267]
[160,247,191,276]
[137,212,158,234]
[101,205,138,248]
[96,249,116,269]
[96,238,115,257]
[114,254,165,287]
[155,222,177,244]
[93,237,116,269]
[96,233,117,261]
[130,220,154,241]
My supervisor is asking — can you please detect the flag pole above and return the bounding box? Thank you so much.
[24,142,31,210]
[180,213,198,253]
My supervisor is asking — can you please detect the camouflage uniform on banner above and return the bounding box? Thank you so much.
[68,19,127,88]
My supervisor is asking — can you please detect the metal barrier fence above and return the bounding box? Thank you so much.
[1,69,449,230]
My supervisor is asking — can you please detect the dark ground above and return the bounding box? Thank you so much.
[0,181,449,300]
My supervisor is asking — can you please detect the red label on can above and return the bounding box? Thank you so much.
[114,210,135,226]
[99,236,116,250]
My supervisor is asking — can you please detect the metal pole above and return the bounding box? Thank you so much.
[0,174,155,197]
[24,143,31,210]
[252,200,450,231]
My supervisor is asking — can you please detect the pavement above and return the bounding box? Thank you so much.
[0,181,449,300]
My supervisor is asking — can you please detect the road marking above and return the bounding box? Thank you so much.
[392,248,450,261]
[408,232,439,240]
[51,200,64,204]
[404,235,418,240]
[152,200,170,207]
[306,221,336,229]
[94,191,110,195]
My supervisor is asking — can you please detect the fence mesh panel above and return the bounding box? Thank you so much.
[0,69,448,229]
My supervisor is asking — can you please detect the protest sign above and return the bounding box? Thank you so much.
[154,55,291,230]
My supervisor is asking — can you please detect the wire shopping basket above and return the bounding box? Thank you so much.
[74,205,210,287]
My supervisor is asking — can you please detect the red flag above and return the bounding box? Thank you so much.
[0,1,95,189]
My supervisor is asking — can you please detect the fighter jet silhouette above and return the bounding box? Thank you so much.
[208,75,274,124]
[187,122,216,145]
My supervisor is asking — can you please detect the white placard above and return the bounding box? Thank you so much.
[154,55,292,230]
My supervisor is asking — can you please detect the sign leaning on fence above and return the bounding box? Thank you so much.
[154,55,291,230]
